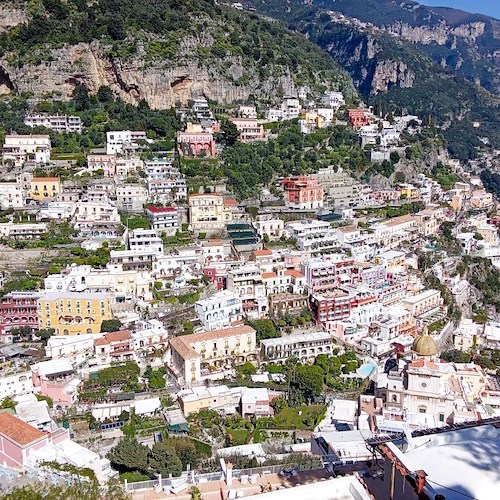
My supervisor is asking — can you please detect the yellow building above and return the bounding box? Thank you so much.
[188,194,233,233]
[399,183,420,200]
[30,177,61,201]
[37,292,113,335]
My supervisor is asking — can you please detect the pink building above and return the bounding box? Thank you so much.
[177,123,216,157]
[31,359,79,408]
[282,176,324,210]
[369,190,401,204]
[0,291,40,341]
[230,118,265,143]
[0,412,69,468]
[203,266,227,290]
[87,152,116,177]
[470,189,493,209]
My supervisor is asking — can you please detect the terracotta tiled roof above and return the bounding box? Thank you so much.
[253,249,272,257]
[169,337,198,360]
[189,193,222,198]
[262,272,278,279]
[97,330,131,345]
[223,198,238,206]
[408,359,438,371]
[383,214,415,227]
[284,269,304,278]
[32,177,60,182]
[0,412,46,447]
[146,206,177,213]
[337,225,358,234]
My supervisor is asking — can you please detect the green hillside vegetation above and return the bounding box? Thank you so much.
[222,122,369,199]
[0,85,180,153]
[247,0,499,94]
[0,0,354,97]
[245,0,500,161]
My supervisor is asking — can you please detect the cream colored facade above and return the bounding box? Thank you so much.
[401,289,444,319]
[0,183,25,209]
[414,208,442,237]
[168,325,257,385]
[188,194,233,233]
[45,334,95,364]
[44,263,152,301]
[178,385,240,416]
[3,134,51,166]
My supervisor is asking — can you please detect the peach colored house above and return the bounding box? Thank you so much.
[229,118,265,143]
[31,359,80,408]
[94,330,134,365]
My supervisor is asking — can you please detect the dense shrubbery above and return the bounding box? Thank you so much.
[108,435,210,478]
[480,169,500,198]
[222,123,368,199]
[0,85,180,154]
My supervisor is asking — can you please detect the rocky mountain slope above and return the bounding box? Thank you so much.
[245,0,500,160]
[0,0,355,107]
[251,0,500,95]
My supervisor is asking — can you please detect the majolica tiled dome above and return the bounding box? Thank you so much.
[412,332,437,356]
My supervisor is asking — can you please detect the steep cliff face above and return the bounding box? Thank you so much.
[0,0,355,108]
[0,42,310,108]
[321,27,417,94]
[247,0,500,95]
[385,20,487,45]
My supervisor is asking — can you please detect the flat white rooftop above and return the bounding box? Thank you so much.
[260,331,333,347]
[251,475,371,500]
[388,424,500,500]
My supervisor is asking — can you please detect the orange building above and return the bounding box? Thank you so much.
[282,176,324,210]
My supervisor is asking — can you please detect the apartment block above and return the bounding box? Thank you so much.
[260,331,337,364]
[0,182,25,209]
[168,325,257,385]
[24,114,82,133]
[115,184,148,212]
[37,292,113,335]
[195,290,243,331]
[3,134,51,166]
[145,206,179,235]
[188,194,233,233]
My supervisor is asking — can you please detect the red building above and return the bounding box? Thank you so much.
[347,108,369,128]
[282,176,324,210]
[310,291,353,325]
[0,291,41,340]
[203,266,227,290]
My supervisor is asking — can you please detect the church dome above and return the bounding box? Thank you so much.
[412,332,437,356]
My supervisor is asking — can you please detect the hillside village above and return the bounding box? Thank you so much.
[0,21,499,500]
